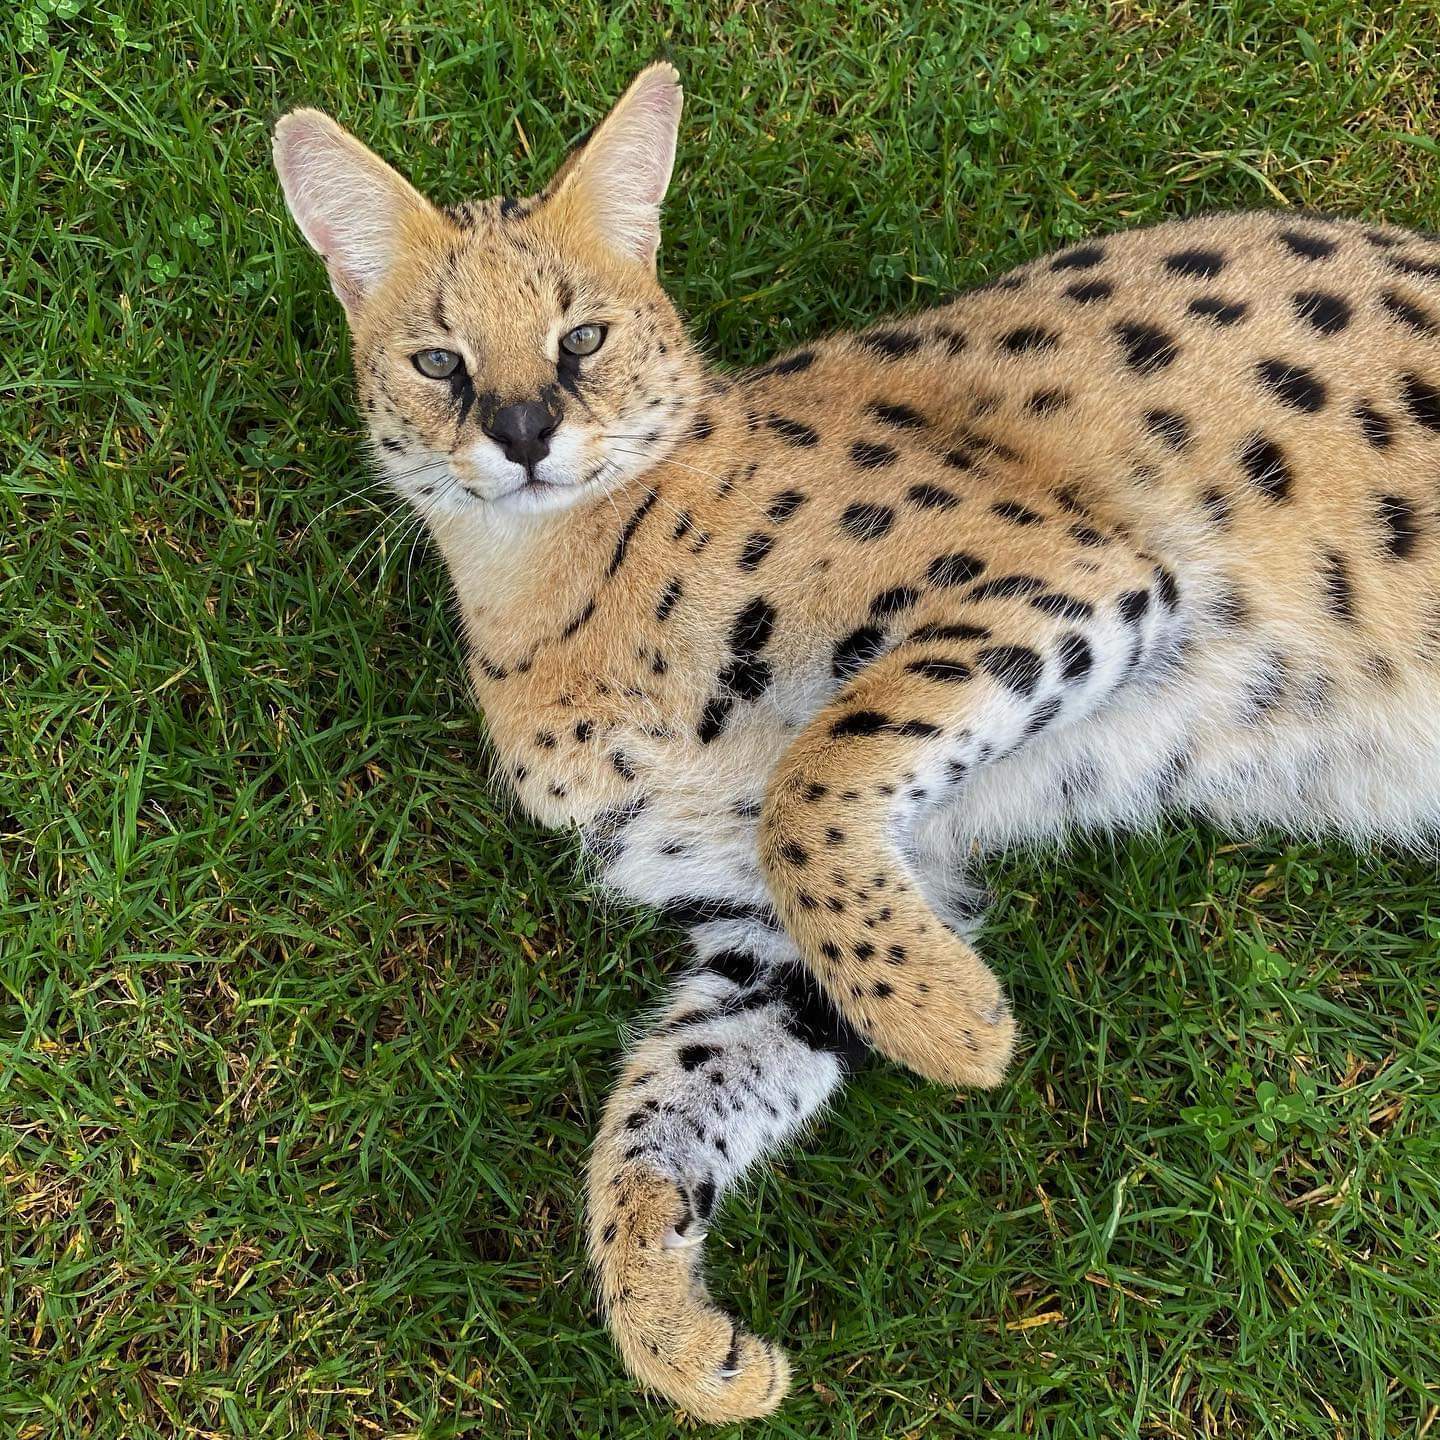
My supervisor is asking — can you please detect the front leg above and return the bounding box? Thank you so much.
[761,556,1183,1087]
[588,933,861,1422]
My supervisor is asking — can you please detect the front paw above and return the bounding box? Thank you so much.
[589,1168,790,1422]
[853,945,1018,1088]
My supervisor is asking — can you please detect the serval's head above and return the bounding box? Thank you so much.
[274,64,703,517]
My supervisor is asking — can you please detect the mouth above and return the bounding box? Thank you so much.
[450,456,620,509]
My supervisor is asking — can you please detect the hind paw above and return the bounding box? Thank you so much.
[590,1168,790,1422]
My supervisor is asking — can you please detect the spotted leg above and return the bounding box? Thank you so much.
[761,560,1181,1087]
[587,930,863,1422]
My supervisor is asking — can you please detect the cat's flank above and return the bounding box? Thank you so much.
[275,64,1440,1421]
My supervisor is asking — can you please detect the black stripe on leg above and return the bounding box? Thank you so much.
[747,963,870,1070]
[663,897,780,928]
[698,948,765,987]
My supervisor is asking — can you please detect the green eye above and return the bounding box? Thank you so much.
[560,323,606,357]
[413,348,462,379]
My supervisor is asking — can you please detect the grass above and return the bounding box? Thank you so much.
[3,1,1439,1435]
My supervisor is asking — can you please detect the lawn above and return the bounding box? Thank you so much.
[4,1,1439,1435]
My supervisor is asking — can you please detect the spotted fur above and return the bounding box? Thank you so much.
[277,65,1440,1422]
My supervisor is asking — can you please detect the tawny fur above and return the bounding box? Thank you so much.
[276,64,1440,1421]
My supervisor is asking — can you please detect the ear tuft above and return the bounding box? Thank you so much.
[554,63,683,267]
[272,109,438,318]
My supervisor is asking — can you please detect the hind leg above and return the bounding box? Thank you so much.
[588,934,861,1422]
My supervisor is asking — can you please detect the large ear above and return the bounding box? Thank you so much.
[550,63,682,268]
[272,109,440,319]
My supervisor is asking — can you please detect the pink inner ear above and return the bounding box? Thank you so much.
[628,88,681,203]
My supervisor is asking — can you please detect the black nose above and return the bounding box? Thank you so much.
[484,400,557,469]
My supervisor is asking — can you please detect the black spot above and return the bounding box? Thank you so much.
[866,401,926,428]
[858,329,922,359]
[832,626,887,680]
[691,1177,717,1219]
[1292,290,1351,335]
[1238,652,1290,723]
[611,751,636,782]
[978,645,1043,697]
[850,440,898,469]
[969,574,1047,601]
[560,597,597,639]
[830,711,891,739]
[1387,254,1440,282]
[655,578,683,621]
[671,510,693,541]
[767,489,808,523]
[574,720,593,743]
[1321,550,1358,622]
[1065,279,1113,303]
[688,411,715,443]
[1027,387,1070,416]
[379,436,406,454]
[1377,495,1420,560]
[605,489,660,577]
[1000,325,1061,355]
[905,657,973,683]
[908,621,990,644]
[941,448,974,470]
[1070,524,1107,547]
[778,840,809,866]
[737,532,775,570]
[1051,244,1105,272]
[1163,248,1226,278]
[601,1220,618,1244]
[1022,694,1063,737]
[1364,652,1399,686]
[1401,374,1440,432]
[1031,592,1094,621]
[747,349,816,381]
[1200,487,1232,528]
[718,654,772,701]
[1238,434,1293,502]
[1354,402,1394,449]
[932,324,968,356]
[991,501,1043,525]
[840,502,896,541]
[1278,229,1337,261]
[1118,589,1150,624]
[678,1043,718,1071]
[535,729,557,750]
[1187,296,1248,325]
[1209,586,1251,629]
[1143,410,1191,451]
[767,414,819,447]
[1154,565,1181,611]
[1114,321,1179,374]
[927,552,986,587]
[1256,358,1327,412]
[1381,290,1439,336]
[731,596,776,653]
[1056,632,1093,681]
[870,586,921,619]
[907,483,961,510]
